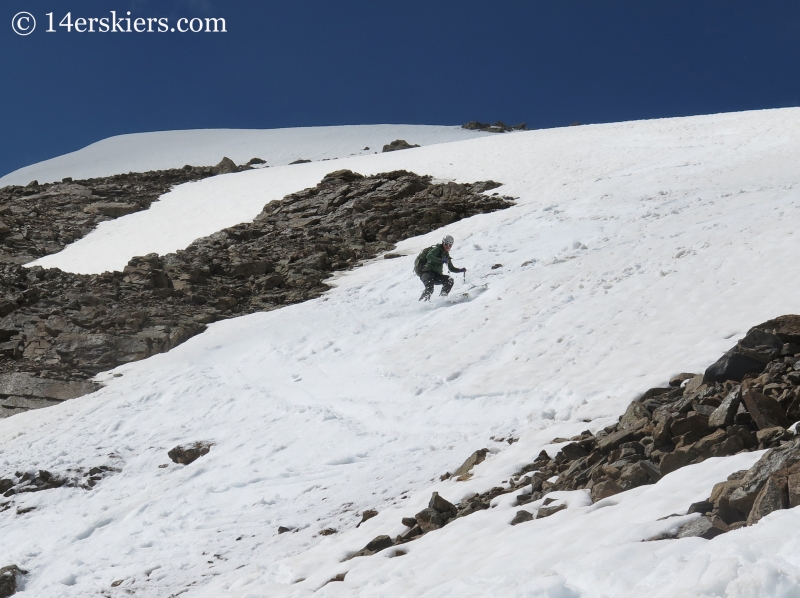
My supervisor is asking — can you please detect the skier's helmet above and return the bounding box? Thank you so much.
[442,235,454,247]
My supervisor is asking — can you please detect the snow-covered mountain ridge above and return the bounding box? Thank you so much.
[3,109,800,596]
[0,125,491,187]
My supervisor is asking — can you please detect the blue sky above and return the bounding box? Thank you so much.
[3,0,800,178]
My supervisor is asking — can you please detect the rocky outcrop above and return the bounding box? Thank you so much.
[0,169,513,417]
[0,565,26,598]
[462,121,527,133]
[0,374,100,418]
[0,166,222,266]
[382,140,420,152]
[349,315,800,553]
[168,442,212,465]
[0,465,116,516]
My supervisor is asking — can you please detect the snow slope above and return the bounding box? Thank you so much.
[4,109,800,596]
[0,125,491,187]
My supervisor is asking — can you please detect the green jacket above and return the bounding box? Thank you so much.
[423,244,461,275]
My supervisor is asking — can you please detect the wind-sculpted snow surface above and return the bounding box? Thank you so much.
[5,109,800,596]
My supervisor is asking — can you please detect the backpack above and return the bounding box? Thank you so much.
[414,246,436,277]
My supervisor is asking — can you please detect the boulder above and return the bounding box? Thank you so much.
[382,140,420,152]
[708,386,741,428]
[453,448,488,480]
[560,442,588,461]
[537,501,567,518]
[788,472,800,508]
[670,373,696,387]
[590,479,623,502]
[597,419,648,453]
[619,401,650,429]
[428,492,457,518]
[741,381,790,430]
[687,501,713,514]
[747,475,789,525]
[414,508,444,533]
[212,157,238,175]
[0,565,25,598]
[676,515,728,539]
[396,525,422,542]
[703,350,764,384]
[735,328,783,363]
[357,510,378,527]
[670,413,710,438]
[729,440,800,515]
[660,446,699,476]
[639,460,662,482]
[510,510,534,525]
[0,373,99,401]
[83,202,140,217]
[353,535,393,557]
[168,441,212,465]
[753,315,800,345]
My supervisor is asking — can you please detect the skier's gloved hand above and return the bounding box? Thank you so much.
[460,268,467,273]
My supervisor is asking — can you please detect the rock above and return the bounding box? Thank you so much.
[788,472,800,508]
[319,528,337,536]
[396,524,423,543]
[0,373,99,401]
[83,202,140,217]
[414,508,444,532]
[676,515,727,539]
[692,428,727,453]
[619,401,650,429]
[212,157,238,174]
[590,479,624,502]
[756,426,790,445]
[688,501,713,514]
[167,441,212,465]
[660,446,699,476]
[597,420,648,453]
[729,440,800,515]
[753,315,800,345]
[670,373,696,387]
[670,413,710,437]
[357,509,378,527]
[382,140,420,152]
[247,157,266,165]
[510,510,534,525]
[277,526,292,533]
[289,159,311,164]
[537,502,567,518]
[747,475,789,525]
[453,448,488,480]
[559,442,588,461]
[736,328,783,363]
[684,374,705,396]
[708,386,741,428]
[0,565,25,598]
[353,535,393,557]
[462,121,526,133]
[639,460,662,482]
[428,492,457,519]
[741,381,790,430]
[703,351,765,384]
[401,517,417,528]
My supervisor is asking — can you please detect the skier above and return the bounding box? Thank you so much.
[416,235,467,301]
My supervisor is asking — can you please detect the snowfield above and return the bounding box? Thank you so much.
[0,124,491,187]
[4,109,800,596]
